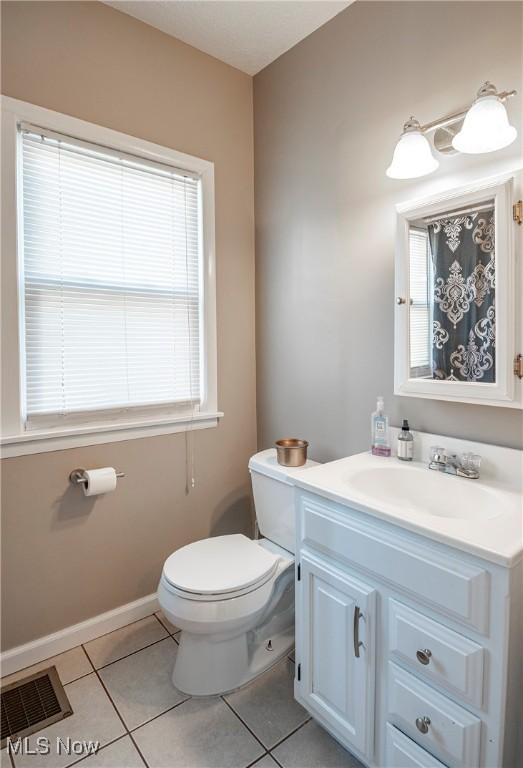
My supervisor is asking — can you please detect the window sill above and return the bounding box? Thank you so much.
[0,411,224,458]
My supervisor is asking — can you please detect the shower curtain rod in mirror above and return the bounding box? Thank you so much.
[423,202,494,224]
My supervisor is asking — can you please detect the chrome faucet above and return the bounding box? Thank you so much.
[428,447,481,479]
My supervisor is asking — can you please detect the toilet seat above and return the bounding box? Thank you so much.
[162,534,281,601]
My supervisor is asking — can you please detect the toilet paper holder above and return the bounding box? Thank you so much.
[69,468,125,486]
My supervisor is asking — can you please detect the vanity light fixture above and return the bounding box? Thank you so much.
[386,117,439,179]
[387,81,517,179]
[452,82,518,154]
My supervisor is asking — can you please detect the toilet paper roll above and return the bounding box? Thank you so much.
[82,467,117,497]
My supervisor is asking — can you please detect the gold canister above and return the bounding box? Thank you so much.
[275,438,309,467]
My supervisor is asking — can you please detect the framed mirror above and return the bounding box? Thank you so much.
[394,173,522,407]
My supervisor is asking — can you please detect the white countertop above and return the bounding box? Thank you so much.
[292,451,523,567]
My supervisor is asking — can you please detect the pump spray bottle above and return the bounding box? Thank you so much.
[371,396,391,457]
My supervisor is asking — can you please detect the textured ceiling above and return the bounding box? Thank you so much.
[104,1,352,75]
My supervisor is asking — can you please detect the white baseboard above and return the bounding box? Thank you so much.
[1,593,159,677]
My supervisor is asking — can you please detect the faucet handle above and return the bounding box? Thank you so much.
[461,452,482,475]
[430,446,447,464]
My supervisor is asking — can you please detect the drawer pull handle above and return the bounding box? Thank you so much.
[415,716,431,734]
[416,648,432,666]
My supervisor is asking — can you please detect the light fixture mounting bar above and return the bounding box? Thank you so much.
[420,89,517,134]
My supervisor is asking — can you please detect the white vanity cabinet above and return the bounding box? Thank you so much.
[297,552,376,758]
[294,489,522,768]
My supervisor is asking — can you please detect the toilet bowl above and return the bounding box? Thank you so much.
[158,448,318,696]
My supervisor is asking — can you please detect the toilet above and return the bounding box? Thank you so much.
[157,448,318,695]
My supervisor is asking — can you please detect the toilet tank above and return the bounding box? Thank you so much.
[248,449,319,554]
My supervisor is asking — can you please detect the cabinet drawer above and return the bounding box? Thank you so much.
[388,662,481,768]
[389,600,484,707]
[299,493,489,632]
[386,724,448,768]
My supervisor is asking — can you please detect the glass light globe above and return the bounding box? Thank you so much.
[386,119,439,179]
[452,84,517,154]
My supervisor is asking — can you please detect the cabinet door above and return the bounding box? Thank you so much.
[297,553,376,759]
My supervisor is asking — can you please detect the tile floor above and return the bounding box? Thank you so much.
[1,612,363,768]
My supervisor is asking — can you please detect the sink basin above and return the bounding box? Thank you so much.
[291,450,522,565]
[348,465,503,521]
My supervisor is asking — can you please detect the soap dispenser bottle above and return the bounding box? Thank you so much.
[397,419,414,461]
[371,396,391,457]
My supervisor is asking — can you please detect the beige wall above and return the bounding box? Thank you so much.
[254,1,523,460]
[1,1,256,650]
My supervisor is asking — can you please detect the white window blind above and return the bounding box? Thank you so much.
[20,125,202,425]
[409,228,431,374]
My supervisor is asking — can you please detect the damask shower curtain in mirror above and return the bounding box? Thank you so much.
[428,205,495,382]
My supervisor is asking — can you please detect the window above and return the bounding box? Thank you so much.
[408,228,432,377]
[22,125,204,424]
[1,98,218,455]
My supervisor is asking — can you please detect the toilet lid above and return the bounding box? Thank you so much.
[162,534,280,596]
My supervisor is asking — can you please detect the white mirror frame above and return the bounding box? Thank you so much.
[394,172,522,408]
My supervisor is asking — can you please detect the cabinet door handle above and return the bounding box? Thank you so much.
[353,605,363,658]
